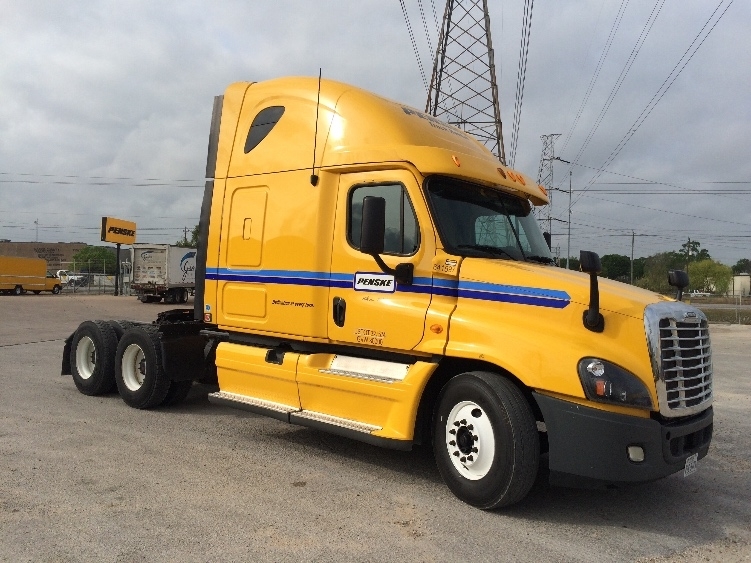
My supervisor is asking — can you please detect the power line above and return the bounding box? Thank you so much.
[571,0,735,207]
[508,0,534,167]
[560,0,630,155]
[567,0,666,168]
[400,0,429,91]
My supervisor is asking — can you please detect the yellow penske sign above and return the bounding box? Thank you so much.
[101,217,137,245]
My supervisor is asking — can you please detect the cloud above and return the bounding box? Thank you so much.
[0,0,748,264]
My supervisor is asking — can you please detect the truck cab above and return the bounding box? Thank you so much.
[64,77,713,509]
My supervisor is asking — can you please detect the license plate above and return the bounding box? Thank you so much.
[683,452,698,477]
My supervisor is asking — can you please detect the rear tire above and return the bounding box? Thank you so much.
[70,320,119,395]
[115,326,171,409]
[107,320,138,340]
[13,286,22,296]
[433,372,539,509]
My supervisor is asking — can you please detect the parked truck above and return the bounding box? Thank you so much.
[131,244,196,303]
[1,256,62,295]
[61,77,713,509]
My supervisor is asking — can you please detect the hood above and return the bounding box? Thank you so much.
[459,258,665,320]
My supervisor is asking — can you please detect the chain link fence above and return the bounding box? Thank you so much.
[53,261,132,295]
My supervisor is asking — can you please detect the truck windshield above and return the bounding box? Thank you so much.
[425,176,553,263]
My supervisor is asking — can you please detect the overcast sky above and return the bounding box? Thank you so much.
[1,0,748,265]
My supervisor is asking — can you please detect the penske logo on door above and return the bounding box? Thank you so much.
[353,272,396,293]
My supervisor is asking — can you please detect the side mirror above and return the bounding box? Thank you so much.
[580,250,602,274]
[358,195,413,286]
[580,250,604,333]
[360,196,385,255]
[668,270,689,301]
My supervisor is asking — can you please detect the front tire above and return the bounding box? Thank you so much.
[52,285,61,294]
[433,372,539,509]
[70,320,119,395]
[115,326,171,409]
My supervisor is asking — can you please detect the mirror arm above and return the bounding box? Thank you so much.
[370,254,413,286]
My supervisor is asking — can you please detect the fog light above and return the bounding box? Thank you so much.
[628,445,645,463]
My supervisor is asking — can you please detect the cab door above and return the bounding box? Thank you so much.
[327,170,435,350]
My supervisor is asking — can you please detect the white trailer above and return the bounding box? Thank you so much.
[131,244,196,303]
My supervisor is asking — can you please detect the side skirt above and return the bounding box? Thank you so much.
[207,390,413,451]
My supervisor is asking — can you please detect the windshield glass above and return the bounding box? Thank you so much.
[425,176,553,263]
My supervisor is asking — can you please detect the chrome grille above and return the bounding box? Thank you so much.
[644,302,713,417]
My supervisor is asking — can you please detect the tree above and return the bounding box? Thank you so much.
[72,246,118,274]
[561,257,580,271]
[688,259,732,295]
[680,240,710,264]
[732,258,751,275]
[176,224,199,248]
[635,252,685,294]
[600,254,631,282]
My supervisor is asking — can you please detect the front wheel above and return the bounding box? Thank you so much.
[115,326,172,409]
[433,372,539,509]
[52,285,61,294]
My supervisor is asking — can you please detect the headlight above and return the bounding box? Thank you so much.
[577,358,653,409]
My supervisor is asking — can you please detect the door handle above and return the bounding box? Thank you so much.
[333,297,346,327]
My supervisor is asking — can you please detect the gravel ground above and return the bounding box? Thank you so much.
[1,294,749,562]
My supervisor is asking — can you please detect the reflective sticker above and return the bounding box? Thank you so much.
[353,272,395,293]
[205,304,211,311]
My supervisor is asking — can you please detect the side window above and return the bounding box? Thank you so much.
[244,106,285,153]
[349,183,419,255]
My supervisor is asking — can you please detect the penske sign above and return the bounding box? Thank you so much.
[101,217,137,245]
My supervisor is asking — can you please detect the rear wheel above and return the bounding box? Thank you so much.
[433,372,539,509]
[13,285,22,296]
[70,320,119,395]
[115,326,171,409]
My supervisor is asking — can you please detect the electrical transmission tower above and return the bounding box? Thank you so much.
[537,133,561,259]
[426,0,506,165]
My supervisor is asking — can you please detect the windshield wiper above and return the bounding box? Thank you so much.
[457,244,516,260]
[526,255,555,264]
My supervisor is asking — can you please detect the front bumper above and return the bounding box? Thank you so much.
[533,393,713,488]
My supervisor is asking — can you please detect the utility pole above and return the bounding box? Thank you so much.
[427,0,506,164]
[631,230,635,284]
[567,171,572,270]
[34,219,39,242]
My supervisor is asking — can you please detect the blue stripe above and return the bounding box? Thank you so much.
[204,268,569,308]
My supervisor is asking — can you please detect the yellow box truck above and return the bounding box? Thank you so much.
[1,256,62,295]
[61,77,713,508]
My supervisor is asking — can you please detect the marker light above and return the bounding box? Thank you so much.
[577,357,653,409]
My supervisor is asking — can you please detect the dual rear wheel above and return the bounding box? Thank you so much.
[69,321,192,408]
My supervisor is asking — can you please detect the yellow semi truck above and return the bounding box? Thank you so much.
[0,256,62,295]
[62,77,713,508]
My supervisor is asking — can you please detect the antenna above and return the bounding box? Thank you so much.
[310,68,322,186]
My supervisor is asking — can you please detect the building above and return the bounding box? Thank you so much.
[731,274,750,297]
[0,242,88,268]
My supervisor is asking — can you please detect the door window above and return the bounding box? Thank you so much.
[348,183,419,256]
